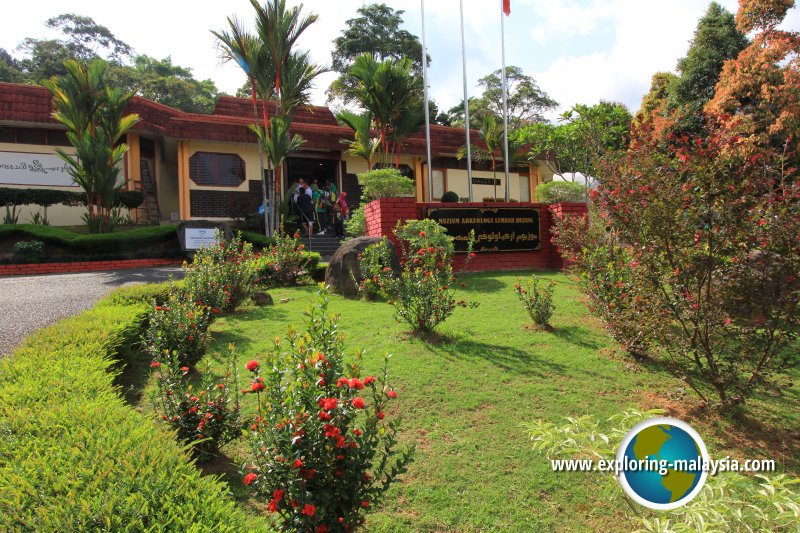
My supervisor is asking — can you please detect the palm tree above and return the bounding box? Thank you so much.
[45,59,139,233]
[336,110,381,170]
[249,118,305,202]
[212,16,274,234]
[214,1,320,235]
[349,54,422,167]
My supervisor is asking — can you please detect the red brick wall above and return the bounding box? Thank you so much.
[364,197,588,271]
[0,258,182,277]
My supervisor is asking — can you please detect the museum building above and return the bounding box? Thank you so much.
[0,82,554,226]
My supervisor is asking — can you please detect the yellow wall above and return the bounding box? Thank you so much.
[0,142,86,226]
[445,168,524,201]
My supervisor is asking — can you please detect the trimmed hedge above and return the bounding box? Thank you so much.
[0,290,249,531]
[0,224,179,254]
[0,187,144,209]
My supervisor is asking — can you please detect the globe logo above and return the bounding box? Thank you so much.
[616,417,709,510]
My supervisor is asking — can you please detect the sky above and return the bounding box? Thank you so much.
[2,1,798,121]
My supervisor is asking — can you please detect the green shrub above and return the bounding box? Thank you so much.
[151,346,242,461]
[242,287,413,531]
[0,298,249,531]
[0,187,144,209]
[514,275,556,328]
[440,191,460,203]
[357,168,415,201]
[99,281,183,307]
[535,181,587,203]
[345,205,366,237]
[252,231,319,288]
[240,230,276,250]
[12,240,45,262]
[362,219,475,332]
[0,224,180,257]
[357,236,395,299]
[181,232,255,313]
[145,293,214,367]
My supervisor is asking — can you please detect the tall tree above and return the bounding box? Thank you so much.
[328,3,426,105]
[445,66,557,129]
[107,55,219,114]
[0,49,23,83]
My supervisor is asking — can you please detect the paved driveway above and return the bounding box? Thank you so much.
[0,267,183,356]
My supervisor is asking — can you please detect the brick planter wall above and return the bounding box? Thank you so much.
[0,258,182,277]
[364,197,588,272]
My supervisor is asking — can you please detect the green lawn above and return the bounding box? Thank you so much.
[136,271,797,532]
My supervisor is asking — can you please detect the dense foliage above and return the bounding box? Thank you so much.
[535,181,586,204]
[252,230,320,287]
[361,219,474,332]
[151,345,242,460]
[145,292,213,366]
[554,0,800,410]
[0,293,249,531]
[242,287,413,531]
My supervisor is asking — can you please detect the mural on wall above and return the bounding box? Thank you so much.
[0,152,77,187]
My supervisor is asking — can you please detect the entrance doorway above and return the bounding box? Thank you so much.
[285,156,338,196]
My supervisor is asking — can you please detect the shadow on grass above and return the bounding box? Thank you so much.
[99,266,185,287]
[428,336,572,377]
[551,325,604,350]
[113,345,152,406]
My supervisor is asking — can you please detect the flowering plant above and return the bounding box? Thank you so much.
[361,219,475,332]
[145,292,213,366]
[356,237,395,300]
[181,231,255,313]
[252,229,318,288]
[151,344,242,461]
[241,286,413,531]
[514,274,556,328]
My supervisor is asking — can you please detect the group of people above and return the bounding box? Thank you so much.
[291,178,349,238]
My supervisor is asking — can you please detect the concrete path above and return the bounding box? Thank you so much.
[0,267,183,356]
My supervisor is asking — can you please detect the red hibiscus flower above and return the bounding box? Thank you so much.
[376,411,385,420]
[243,473,258,485]
[363,376,376,386]
[387,390,398,398]
[150,361,160,368]
[245,360,260,371]
[250,382,265,392]
[348,378,364,390]
[293,458,304,469]
[336,377,349,388]
[301,504,316,517]
[351,397,365,409]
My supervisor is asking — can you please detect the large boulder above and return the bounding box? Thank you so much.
[325,236,401,298]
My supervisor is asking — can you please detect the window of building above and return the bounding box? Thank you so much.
[189,152,246,187]
[15,128,47,145]
[0,126,15,143]
[46,130,70,146]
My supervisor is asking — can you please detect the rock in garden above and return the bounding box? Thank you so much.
[325,236,401,298]
[251,292,273,306]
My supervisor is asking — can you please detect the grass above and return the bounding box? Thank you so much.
[130,270,798,531]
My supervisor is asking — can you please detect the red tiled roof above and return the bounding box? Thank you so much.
[0,82,501,157]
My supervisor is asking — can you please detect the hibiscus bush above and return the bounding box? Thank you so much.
[145,292,213,366]
[552,212,650,358]
[181,231,255,313]
[514,274,556,328]
[252,230,319,288]
[241,286,414,531]
[361,219,475,332]
[356,237,395,300]
[150,344,242,461]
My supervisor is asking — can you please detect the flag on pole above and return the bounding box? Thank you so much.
[503,0,510,16]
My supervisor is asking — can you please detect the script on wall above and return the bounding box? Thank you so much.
[0,152,77,187]
[426,206,541,253]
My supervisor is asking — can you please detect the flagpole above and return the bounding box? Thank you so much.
[500,0,511,201]
[420,0,433,202]
[459,0,473,202]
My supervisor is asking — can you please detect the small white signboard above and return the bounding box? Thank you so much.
[0,151,78,187]
[184,228,219,250]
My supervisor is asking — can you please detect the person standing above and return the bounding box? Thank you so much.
[295,186,315,237]
[312,184,327,234]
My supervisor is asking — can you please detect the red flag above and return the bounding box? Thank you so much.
[503,0,510,16]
